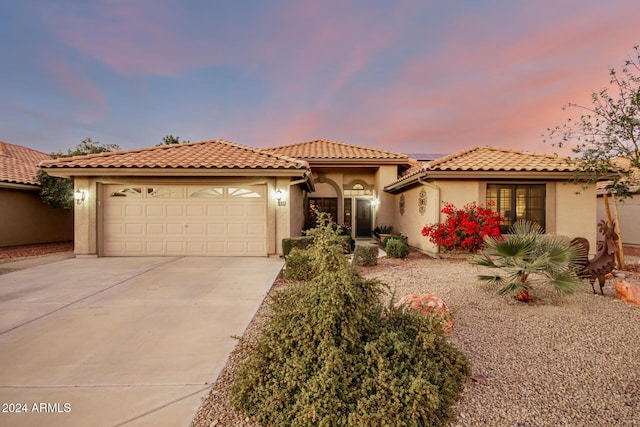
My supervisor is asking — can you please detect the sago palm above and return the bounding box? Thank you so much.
[471,220,585,301]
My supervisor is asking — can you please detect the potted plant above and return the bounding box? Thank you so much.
[471,220,585,302]
[373,225,393,241]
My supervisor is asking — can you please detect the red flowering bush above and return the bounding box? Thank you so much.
[421,202,503,252]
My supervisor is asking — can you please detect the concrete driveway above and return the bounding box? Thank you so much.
[0,256,283,426]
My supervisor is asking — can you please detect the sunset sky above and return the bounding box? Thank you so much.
[1,0,638,156]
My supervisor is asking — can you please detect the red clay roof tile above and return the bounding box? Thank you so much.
[427,146,575,172]
[0,141,52,186]
[266,139,409,161]
[41,139,309,171]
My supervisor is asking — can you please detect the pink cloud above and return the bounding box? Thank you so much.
[44,57,108,122]
[40,0,228,77]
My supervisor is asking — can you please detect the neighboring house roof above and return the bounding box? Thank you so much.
[0,141,51,188]
[385,146,593,193]
[266,139,411,165]
[41,140,311,178]
[596,156,640,194]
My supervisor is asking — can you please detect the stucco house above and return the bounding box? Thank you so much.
[0,141,73,247]
[386,146,599,254]
[596,158,640,247]
[41,140,599,257]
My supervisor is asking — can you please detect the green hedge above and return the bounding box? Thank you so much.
[282,236,314,257]
[283,235,353,256]
[385,239,409,259]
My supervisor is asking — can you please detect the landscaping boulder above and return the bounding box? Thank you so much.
[397,293,454,333]
[615,280,640,306]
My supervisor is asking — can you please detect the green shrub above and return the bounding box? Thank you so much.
[382,233,408,247]
[282,236,314,257]
[231,213,469,426]
[284,248,311,281]
[353,244,379,266]
[386,239,409,258]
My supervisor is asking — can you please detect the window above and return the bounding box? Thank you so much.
[306,197,338,229]
[344,198,352,225]
[228,187,262,198]
[189,187,223,198]
[109,187,142,197]
[147,187,181,198]
[487,184,545,233]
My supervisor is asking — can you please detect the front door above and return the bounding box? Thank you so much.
[355,199,372,237]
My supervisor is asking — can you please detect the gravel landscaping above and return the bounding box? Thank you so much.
[193,250,640,427]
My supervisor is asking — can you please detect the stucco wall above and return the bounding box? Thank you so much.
[391,179,598,256]
[555,182,597,253]
[597,194,640,246]
[374,165,399,228]
[392,184,440,253]
[0,187,74,247]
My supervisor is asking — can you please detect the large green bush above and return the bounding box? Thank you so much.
[284,248,311,281]
[231,212,469,426]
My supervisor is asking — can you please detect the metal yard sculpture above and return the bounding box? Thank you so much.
[571,220,619,295]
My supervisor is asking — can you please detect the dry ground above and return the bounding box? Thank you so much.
[192,249,640,426]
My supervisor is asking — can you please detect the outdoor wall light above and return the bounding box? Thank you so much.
[74,189,86,205]
[370,198,380,207]
[275,189,286,200]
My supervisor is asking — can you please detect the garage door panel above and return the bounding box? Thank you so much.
[247,223,265,235]
[146,223,164,234]
[145,241,165,255]
[166,223,185,234]
[207,223,225,234]
[124,241,145,254]
[226,204,246,217]
[125,205,144,216]
[166,205,184,216]
[206,205,225,216]
[226,223,246,234]
[125,223,144,235]
[186,205,205,216]
[186,224,204,234]
[206,241,225,253]
[246,204,265,216]
[146,205,165,216]
[247,241,266,254]
[103,184,267,256]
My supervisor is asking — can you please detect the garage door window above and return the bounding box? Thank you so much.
[109,187,142,197]
[147,187,182,198]
[229,187,263,198]
[189,187,224,198]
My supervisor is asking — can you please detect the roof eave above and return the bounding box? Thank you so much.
[0,181,40,190]
[306,158,409,167]
[41,167,311,179]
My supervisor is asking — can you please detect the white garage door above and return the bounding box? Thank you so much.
[102,184,267,256]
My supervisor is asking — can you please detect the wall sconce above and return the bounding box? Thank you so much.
[370,198,379,207]
[74,189,86,205]
[275,189,287,206]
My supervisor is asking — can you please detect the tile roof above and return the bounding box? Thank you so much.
[0,141,52,186]
[266,139,410,161]
[385,146,584,192]
[427,146,575,172]
[41,139,309,171]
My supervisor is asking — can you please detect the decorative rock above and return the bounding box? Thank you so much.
[397,293,454,332]
[615,280,640,306]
